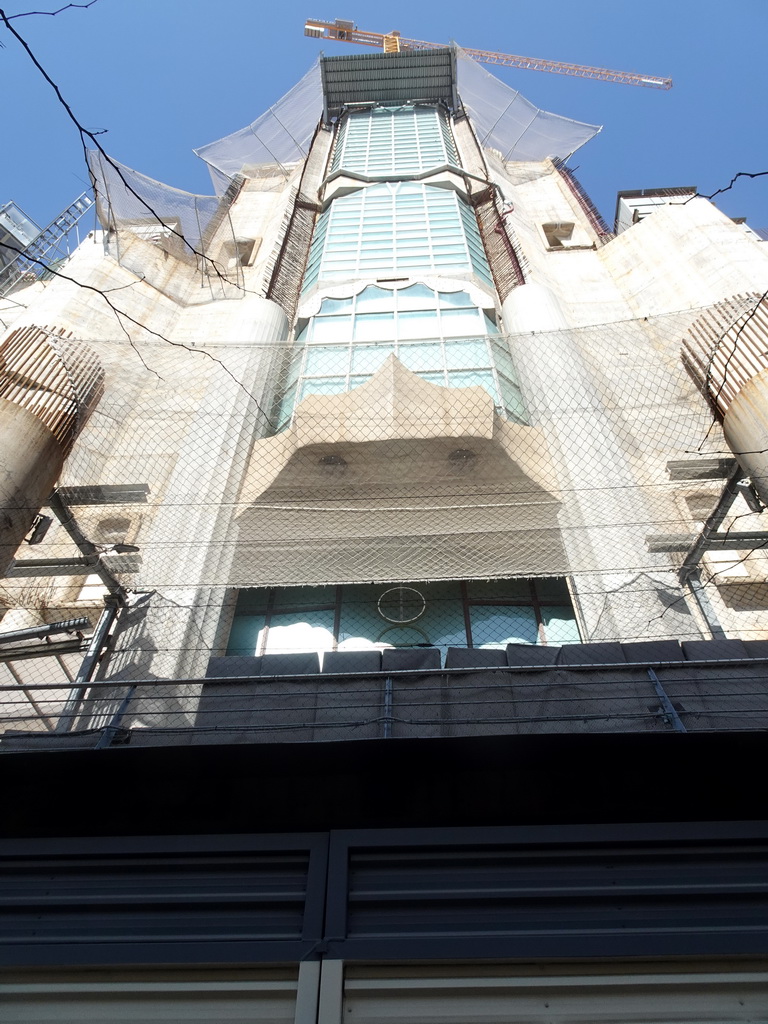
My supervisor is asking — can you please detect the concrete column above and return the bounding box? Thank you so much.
[500,297,702,643]
[723,369,768,506]
[102,296,290,690]
[502,282,569,333]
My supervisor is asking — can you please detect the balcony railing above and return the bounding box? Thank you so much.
[3,639,768,750]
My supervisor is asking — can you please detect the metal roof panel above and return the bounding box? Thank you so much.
[321,48,456,119]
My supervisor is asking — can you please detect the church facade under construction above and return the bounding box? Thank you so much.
[3,46,768,1020]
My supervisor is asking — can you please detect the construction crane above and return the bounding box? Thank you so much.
[304,17,672,90]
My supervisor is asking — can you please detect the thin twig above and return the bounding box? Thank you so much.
[6,1,100,19]
[696,171,768,204]
[0,6,237,291]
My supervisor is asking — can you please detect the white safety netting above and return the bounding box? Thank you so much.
[2,303,768,658]
[455,48,600,162]
[4,305,768,739]
[193,51,599,196]
[88,150,242,298]
[88,152,233,253]
[194,61,324,195]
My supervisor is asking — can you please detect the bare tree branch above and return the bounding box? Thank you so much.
[697,170,768,203]
[6,1,100,19]
[0,5,239,291]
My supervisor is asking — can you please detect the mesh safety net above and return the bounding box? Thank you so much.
[192,51,600,196]
[4,298,768,740]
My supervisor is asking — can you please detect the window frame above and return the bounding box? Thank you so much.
[227,578,579,657]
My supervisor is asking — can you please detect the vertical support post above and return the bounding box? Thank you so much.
[647,667,687,733]
[686,568,728,640]
[55,595,121,733]
[382,675,393,738]
[294,961,321,1024]
[94,684,137,748]
[317,960,344,1024]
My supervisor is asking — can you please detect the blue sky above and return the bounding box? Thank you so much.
[2,0,767,234]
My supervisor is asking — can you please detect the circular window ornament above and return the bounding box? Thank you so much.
[377,586,426,624]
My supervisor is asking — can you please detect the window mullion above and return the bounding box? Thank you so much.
[529,579,548,645]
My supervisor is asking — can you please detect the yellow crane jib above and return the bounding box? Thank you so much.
[303,17,672,89]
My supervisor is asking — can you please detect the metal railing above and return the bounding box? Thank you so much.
[3,657,768,751]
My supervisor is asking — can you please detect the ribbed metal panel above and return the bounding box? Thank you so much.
[331,831,768,957]
[321,50,455,119]
[347,843,768,935]
[4,825,768,965]
[0,839,327,959]
[2,851,307,943]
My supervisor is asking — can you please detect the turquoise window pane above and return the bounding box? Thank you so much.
[441,309,486,336]
[299,378,347,400]
[499,377,528,423]
[358,257,393,268]
[541,606,580,644]
[261,609,336,656]
[285,352,302,387]
[323,265,358,275]
[447,369,497,393]
[398,254,432,267]
[434,255,470,267]
[310,316,353,342]
[276,383,297,428]
[339,581,464,655]
[226,614,264,656]
[337,585,391,649]
[418,371,448,386]
[398,310,441,339]
[319,296,354,315]
[351,344,394,374]
[305,346,349,376]
[356,285,395,311]
[536,578,573,603]
[467,579,532,601]
[398,343,444,372]
[444,340,490,369]
[396,284,438,310]
[470,605,539,647]
[490,340,517,379]
[354,313,395,340]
